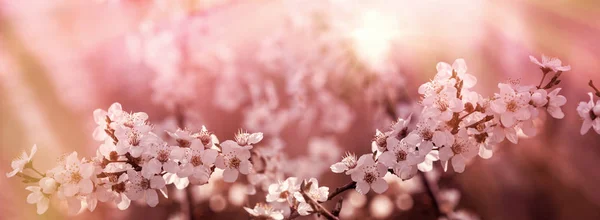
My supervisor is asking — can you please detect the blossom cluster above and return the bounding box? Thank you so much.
[9,55,592,220]
[7,103,263,215]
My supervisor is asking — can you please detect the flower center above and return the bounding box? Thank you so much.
[70,172,83,183]
[112,182,126,193]
[363,172,377,184]
[191,155,203,167]
[451,143,466,155]
[506,100,518,112]
[140,179,150,190]
[590,110,597,120]
[395,150,407,162]
[198,131,212,146]
[129,132,140,146]
[177,139,191,148]
[421,130,433,141]
[228,157,241,169]
[157,150,170,163]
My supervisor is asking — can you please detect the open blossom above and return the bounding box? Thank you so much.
[293,178,329,216]
[435,59,478,89]
[215,140,252,182]
[378,138,422,177]
[234,130,264,148]
[529,55,571,72]
[244,203,284,220]
[53,152,94,197]
[6,144,37,178]
[577,92,600,135]
[92,102,124,141]
[142,141,180,178]
[114,116,154,158]
[125,170,166,207]
[439,129,478,173]
[349,154,388,194]
[266,177,300,203]
[26,186,50,215]
[177,140,219,184]
[491,83,532,127]
[96,174,131,210]
[330,152,358,174]
[167,129,196,148]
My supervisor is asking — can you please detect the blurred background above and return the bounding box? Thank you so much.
[1,0,600,219]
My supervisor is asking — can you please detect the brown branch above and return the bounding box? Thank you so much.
[589,80,600,97]
[326,181,356,201]
[300,181,339,220]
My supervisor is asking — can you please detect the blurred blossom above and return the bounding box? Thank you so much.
[395,193,414,211]
[228,183,247,207]
[208,194,227,212]
[370,195,394,219]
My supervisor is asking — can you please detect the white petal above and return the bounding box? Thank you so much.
[478,146,493,159]
[67,197,82,215]
[330,162,348,173]
[27,192,42,204]
[222,168,239,183]
[78,179,94,194]
[239,160,251,175]
[202,149,219,165]
[371,178,388,194]
[145,189,159,207]
[37,197,50,215]
[62,183,79,197]
[151,176,166,189]
[355,181,370,195]
[451,156,466,173]
[248,133,264,144]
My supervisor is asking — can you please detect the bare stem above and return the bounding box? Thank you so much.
[300,182,339,220]
[326,181,356,201]
[589,80,600,97]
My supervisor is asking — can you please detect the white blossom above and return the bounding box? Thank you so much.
[266,177,300,203]
[490,83,532,127]
[293,178,329,216]
[6,144,37,178]
[350,154,388,194]
[215,140,252,182]
[244,203,284,220]
[529,55,571,72]
[125,170,166,207]
[26,186,50,215]
[577,92,600,135]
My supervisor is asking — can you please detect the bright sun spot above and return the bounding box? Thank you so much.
[351,10,400,71]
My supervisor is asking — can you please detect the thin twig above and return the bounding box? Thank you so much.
[589,80,600,97]
[326,181,356,201]
[300,181,339,220]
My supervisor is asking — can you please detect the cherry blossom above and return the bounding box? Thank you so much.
[53,152,94,197]
[350,154,388,194]
[266,177,301,203]
[177,140,218,184]
[293,178,329,215]
[330,152,358,174]
[26,186,50,215]
[6,144,37,178]
[577,92,600,135]
[125,170,166,207]
[244,203,284,220]
[490,83,532,127]
[215,140,252,182]
[529,55,571,72]
[92,102,124,141]
[439,129,479,173]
